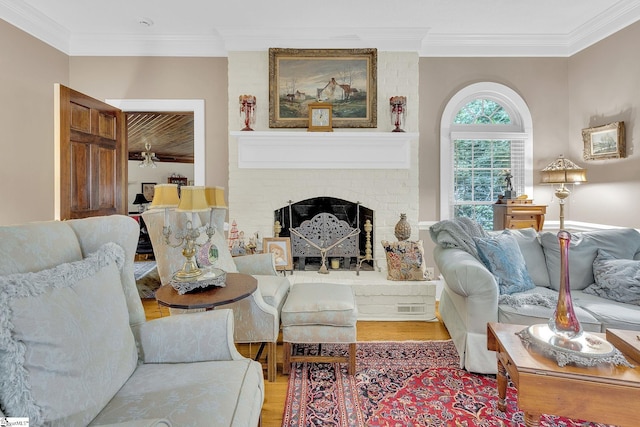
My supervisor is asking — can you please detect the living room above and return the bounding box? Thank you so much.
[2,1,640,426]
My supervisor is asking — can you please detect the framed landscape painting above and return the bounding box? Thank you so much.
[582,121,625,160]
[268,48,377,128]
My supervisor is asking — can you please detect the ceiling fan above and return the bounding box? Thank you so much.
[139,141,159,168]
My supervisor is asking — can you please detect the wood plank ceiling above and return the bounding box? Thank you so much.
[127,112,194,164]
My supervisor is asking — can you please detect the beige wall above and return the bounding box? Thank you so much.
[69,56,229,193]
[0,19,69,225]
[568,21,640,228]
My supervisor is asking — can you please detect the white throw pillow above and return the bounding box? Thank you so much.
[0,243,138,426]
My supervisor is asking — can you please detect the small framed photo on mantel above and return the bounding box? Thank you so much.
[582,121,625,161]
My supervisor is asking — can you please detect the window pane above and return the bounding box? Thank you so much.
[454,171,472,201]
[454,140,472,167]
[494,173,507,197]
[454,204,474,218]
[493,140,511,169]
[475,205,494,230]
[454,99,512,124]
[453,204,494,230]
[472,140,492,168]
[473,170,493,201]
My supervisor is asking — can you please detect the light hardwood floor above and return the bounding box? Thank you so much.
[142,299,451,427]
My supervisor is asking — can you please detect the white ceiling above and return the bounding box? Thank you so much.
[2,0,640,57]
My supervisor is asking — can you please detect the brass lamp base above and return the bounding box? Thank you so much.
[173,259,203,281]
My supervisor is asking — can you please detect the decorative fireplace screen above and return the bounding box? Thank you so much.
[290,212,359,270]
[274,197,373,271]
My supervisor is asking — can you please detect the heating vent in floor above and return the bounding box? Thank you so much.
[396,303,426,314]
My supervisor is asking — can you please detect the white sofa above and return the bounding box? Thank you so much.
[433,226,640,374]
[0,215,263,426]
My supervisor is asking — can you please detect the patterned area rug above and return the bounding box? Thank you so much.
[282,341,614,427]
[134,261,161,299]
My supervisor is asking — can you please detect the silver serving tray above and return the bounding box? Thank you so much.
[526,324,615,357]
[171,267,226,295]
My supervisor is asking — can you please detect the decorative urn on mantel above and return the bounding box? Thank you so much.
[394,213,411,241]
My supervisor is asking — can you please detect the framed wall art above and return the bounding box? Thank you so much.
[263,237,293,271]
[268,48,377,129]
[582,121,626,160]
[141,182,156,203]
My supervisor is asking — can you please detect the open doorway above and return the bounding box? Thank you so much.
[106,99,205,212]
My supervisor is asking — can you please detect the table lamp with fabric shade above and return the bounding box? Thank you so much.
[540,155,587,230]
[150,185,213,280]
[132,193,150,213]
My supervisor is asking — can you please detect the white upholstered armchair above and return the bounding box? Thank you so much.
[143,208,290,382]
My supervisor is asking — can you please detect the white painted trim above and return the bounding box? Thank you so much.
[2,0,639,57]
[231,131,417,170]
[418,221,438,230]
[542,220,630,232]
[439,82,533,220]
[105,99,205,185]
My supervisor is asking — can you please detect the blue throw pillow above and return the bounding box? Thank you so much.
[584,249,640,305]
[474,231,536,295]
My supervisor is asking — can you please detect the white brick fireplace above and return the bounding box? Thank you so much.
[226,50,421,268]
[228,130,419,270]
[225,51,435,320]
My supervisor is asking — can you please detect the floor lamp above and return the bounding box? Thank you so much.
[540,155,587,230]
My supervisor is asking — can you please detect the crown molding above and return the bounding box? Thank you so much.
[217,27,430,52]
[68,33,227,57]
[567,0,640,55]
[419,34,572,57]
[0,0,69,52]
[2,0,640,57]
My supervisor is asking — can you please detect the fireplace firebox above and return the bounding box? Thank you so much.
[274,197,373,271]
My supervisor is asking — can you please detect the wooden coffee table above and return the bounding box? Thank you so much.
[487,322,640,427]
[155,272,257,310]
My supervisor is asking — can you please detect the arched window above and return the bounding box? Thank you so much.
[440,82,533,229]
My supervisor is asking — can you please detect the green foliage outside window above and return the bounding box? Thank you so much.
[453,99,512,229]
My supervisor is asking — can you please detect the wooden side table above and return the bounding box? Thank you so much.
[155,272,257,310]
[493,199,546,231]
[487,322,640,427]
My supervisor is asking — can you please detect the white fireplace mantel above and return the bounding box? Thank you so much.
[231,131,418,169]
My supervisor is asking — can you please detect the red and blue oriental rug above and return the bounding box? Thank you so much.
[282,341,615,427]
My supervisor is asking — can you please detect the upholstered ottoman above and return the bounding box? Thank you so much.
[281,282,358,375]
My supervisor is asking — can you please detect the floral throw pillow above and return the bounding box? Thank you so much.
[381,240,427,281]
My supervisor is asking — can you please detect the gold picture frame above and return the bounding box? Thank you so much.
[269,48,377,129]
[307,102,333,132]
[263,237,293,271]
[582,121,626,161]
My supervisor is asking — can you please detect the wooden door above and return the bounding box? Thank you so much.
[55,84,126,220]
